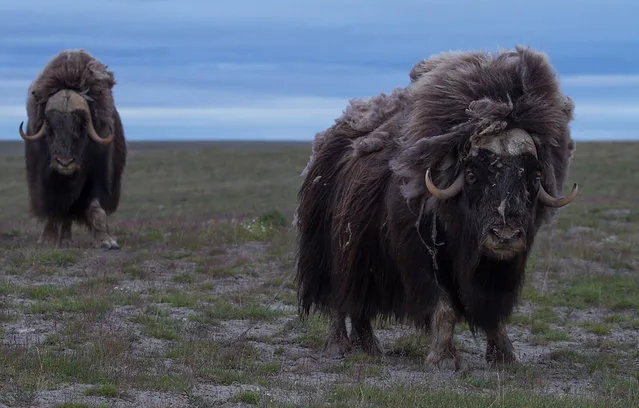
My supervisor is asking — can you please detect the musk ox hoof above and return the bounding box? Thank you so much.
[324,336,352,358]
[57,238,74,248]
[98,237,120,250]
[350,333,383,357]
[37,236,56,246]
[425,349,463,371]
[485,347,518,366]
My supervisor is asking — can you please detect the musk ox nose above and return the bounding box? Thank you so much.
[489,227,522,243]
[55,157,75,167]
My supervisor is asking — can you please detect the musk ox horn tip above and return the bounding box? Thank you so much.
[539,182,578,208]
[425,168,464,200]
[19,120,46,141]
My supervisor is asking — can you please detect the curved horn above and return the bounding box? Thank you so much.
[86,112,113,145]
[538,183,578,208]
[19,121,46,141]
[425,168,464,200]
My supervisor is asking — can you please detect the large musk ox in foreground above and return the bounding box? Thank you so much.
[295,46,578,368]
[19,49,126,249]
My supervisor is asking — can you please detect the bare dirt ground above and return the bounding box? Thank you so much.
[0,141,637,407]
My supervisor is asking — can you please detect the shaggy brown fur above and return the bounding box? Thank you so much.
[22,49,127,249]
[295,46,577,367]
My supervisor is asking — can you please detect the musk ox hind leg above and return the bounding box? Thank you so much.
[426,298,463,371]
[350,316,383,356]
[58,219,73,247]
[485,323,517,366]
[324,310,351,358]
[37,219,60,246]
[86,198,119,250]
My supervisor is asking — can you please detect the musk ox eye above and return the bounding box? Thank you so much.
[534,171,542,183]
[465,170,477,184]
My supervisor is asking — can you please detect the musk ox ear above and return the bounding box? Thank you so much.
[390,132,463,201]
[561,95,575,120]
[29,89,45,104]
[352,131,387,157]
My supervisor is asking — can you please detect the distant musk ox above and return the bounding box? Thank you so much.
[19,49,127,249]
[295,46,578,368]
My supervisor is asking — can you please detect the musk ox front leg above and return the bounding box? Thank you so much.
[485,323,517,366]
[38,219,73,247]
[58,219,73,246]
[350,317,382,356]
[426,298,462,370]
[324,310,351,357]
[86,198,119,250]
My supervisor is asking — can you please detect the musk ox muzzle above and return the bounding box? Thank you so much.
[482,225,525,260]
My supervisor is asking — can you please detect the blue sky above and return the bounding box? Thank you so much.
[1,0,638,141]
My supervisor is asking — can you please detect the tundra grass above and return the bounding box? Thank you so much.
[0,140,637,407]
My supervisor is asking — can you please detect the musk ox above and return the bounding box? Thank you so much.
[19,49,127,249]
[295,46,578,368]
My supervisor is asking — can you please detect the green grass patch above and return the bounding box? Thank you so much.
[133,374,191,393]
[152,289,198,308]
[191,297,284,324]
[21,284,68,300]
[581,322,612,335]
[171,273,195,284]
[284,314,328,350]
[83,384,119,398]
[531,322,573,344]
[123,264,149,279]
[142,229,164,242]
[523,275,639,311]
[0,280,15,296]
[1,229,20,238]
[321,383,621,408]
[164,251,193,260]
[165,340,279,386]
[30,296,113,320]
[556,275,639,310]
[549,349,621,373]
[130,309,180,340]
[604,314,639,330]
[230,390,262,405]
[388,333,428,358]
[0,335,131,390]
[37,251,78,267]
[328,353,384,379]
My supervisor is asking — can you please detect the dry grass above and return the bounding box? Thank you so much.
[0,140,637,407]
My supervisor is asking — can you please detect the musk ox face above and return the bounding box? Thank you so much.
[425,128,577,261]
[461,149,540,260]
[43,109,90,175]
[19,89,113,175]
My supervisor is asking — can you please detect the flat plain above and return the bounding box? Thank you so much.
[0,140,637,408]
